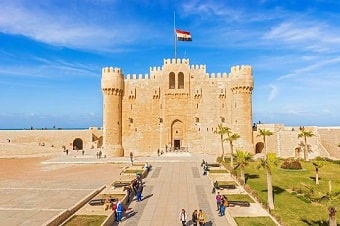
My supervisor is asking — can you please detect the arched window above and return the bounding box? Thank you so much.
[178,72,184,89]
[169,72,175,89]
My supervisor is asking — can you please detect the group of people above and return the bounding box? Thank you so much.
[110,174,145,222]
[201,159,209,175]
[96,150,103,159]
[179,209,207,226]
[111,199,124,222]
[131,175,144,202]
[103,197,124,222]
[215,192,228,216]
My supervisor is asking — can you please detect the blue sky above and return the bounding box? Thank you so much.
[0,0,339,129]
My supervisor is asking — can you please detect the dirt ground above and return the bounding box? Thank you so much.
[0,156,128,226]
[0,157,125,185]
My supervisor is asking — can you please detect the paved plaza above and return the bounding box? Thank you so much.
[0,151,278,225]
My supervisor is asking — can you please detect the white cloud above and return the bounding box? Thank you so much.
[181,0,242,21]
[0,1,150,50]
[322,109,331,113]
[278,57,340,80]
[287,109,306,115]
[263,21,340,53]
[267,84,279,102]
[0,58,98,80]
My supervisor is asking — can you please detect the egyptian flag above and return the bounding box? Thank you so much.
[176,29,192,41]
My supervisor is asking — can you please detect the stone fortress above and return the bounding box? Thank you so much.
[101,58,253,157]
[101,58,340,159]
[0,58,339,160]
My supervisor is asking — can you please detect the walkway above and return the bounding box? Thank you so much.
[41,151,277,225]
[112,153,234,225]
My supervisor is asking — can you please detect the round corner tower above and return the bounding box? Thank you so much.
[101,67,124,157]
[230,65,254,151]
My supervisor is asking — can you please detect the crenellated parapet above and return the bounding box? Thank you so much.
[150,66,163,72]
[102,67,122,74]
[230,65,253,77]
[101,66,124,92]
[206,72,229,79]
[190,64,207,73]
[163,58,190,65]
[230,65,253,94]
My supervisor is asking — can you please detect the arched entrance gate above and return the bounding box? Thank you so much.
[171,120,184,151]
[73,138,83,150]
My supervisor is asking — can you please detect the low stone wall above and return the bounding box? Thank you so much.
[101,165,149,225]
[101,192,130,226]
[0,129,103,154]
[43,185,106,226]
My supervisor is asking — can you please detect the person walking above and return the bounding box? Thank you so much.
[220,196,228,216]
[216,191,222,211]
[179,208,187,226]
[197,209,206,226]
[136,181,143,201]
[219,197,225,216]
[130,152,134,165]
[192,209,198,226]
[116,200,123,222]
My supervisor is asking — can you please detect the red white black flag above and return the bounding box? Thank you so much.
[176,29,192,41]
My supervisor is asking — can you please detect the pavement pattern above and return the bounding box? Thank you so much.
[0,151,279,225]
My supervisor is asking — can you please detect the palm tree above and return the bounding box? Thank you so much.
[214,124,230,161]
[257,129,273,154]
[298,127,314,161]
[312,161,323,185]
[234,150,252,184]
[226,133,240,168]
[328,207,337,226]
[257,152,278,210]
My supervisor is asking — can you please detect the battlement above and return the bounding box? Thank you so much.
[126,73,153,80]
[163,58,190,65]
[190,64,206,70]
[206,72,229,79]
[230,65,252,76]
[150,66,163,72]
[102,67,122,74]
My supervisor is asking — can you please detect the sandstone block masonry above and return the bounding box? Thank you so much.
[101,58,254,157]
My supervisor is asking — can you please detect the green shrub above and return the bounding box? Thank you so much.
[281,158,302,170]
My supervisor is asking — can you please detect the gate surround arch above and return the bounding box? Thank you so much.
[171,119,184,150]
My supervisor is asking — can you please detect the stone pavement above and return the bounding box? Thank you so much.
[43,152,237,225]
[114,152,234,226]
[111,152,279,226]
[0,151,279,225]
[0,157,124,226]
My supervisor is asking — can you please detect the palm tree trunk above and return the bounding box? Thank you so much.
[329,216,337,226]
[230,141,234,168]
[267,169,274,210]
[221,135,225,161]
[329,207,337,226]
[240,167,245,184]
[304,137,309,161]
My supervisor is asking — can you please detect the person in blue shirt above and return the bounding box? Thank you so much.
[116,200,124,222]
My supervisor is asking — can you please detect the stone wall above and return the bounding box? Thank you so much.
[318,127,340,159]
[253,125,340,159]
[0,128,103,156]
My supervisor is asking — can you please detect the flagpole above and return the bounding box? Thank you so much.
[174,11,177,59]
